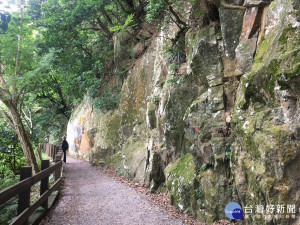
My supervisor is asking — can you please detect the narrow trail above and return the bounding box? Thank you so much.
[40,157,183,225]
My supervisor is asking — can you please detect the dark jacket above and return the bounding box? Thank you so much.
[61,139,69,151]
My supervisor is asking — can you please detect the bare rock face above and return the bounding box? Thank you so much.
[219,8,244,59]
[293,0,300,21]
[67,0,300,224]
[232,0,300,224]
[236,7,263,73]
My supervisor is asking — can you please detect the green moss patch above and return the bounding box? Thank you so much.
[166,153,195,211]
[243,24,300,108]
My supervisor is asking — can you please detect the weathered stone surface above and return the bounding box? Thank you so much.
[146,102,157,129]
[219,8,245,58]
[186,25,223,84]
[240,7,263,41]
[233,0,300,224]
[67,99,121,160]
[136,29,153,40]
[113,29,136,65]
[236,38,257,73]
[292,0,300,21]
[166,154,195,212]
[236,7,264,73]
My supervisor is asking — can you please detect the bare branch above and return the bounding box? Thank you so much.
[81,26,102,31]
[96,17,113,39]
[22,108,33,134]
[100,8,114,26]
[163,0,187,28]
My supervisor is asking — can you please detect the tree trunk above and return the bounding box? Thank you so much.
[2,100,39,174]
[100,8,113,26]
[115,0,130,14]
[138,0,144,7]
[96,18,113,39]
[163,0,187,27]
[123,0,135,10]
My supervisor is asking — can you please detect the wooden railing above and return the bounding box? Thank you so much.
[0,147,63,225]
[43,143,60,160]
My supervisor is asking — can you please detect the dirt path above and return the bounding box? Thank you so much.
[40,157,183,225]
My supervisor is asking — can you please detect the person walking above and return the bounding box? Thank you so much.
[61,136,69,163]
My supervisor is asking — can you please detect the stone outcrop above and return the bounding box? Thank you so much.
[67,0,300,224]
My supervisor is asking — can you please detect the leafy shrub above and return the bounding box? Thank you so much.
[163,31,186,64]
[195,188,204,199]
[0,170,19,190]
[145,0,166,23]
[117,166,125,176]
[110,14,135,32]
[86,78,103,98]
[224,146,231,161]
[0,200,18,225]
[91,91,121,112]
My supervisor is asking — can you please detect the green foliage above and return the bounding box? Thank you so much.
[0,170,19,190]
[87,78,121,112]
[194,188,204,199]
[87,78,103,98]
[117,166,125,176]
[0,121,25,178]
[224,146,231,161]
[197,165,207,174]
[110,13,135,32]
[0,121,23,225]
[91,91,121,112]
[0,12,11,33]
[169,63,179,73]
[166,78,175,85]
[145,0,166,23]
[153,96,159,105]
[0,200,18,225]
[163,31,186,64]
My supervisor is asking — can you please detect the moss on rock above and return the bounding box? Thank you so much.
[166,153,195,211]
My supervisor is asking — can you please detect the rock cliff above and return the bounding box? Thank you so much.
[67,0,299,224]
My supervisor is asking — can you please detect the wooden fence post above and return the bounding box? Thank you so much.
[18,166,32,225]
[54,146,59,157]
[45,143,50,156]
[52,145,56,160]
[50,145,53,159]
[54,155,61,181]
[43,143,46,153]
[40,160,50,210]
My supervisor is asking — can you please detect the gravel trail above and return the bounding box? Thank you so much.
[40,157,183,225]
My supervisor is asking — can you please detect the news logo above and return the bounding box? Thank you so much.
[225,202,243,219]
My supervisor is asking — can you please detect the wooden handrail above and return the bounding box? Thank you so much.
[0,179,32,205]
[0,145,64,225]
[32,161,62,184]
[11,178,62,225]
[0,161,62,205]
